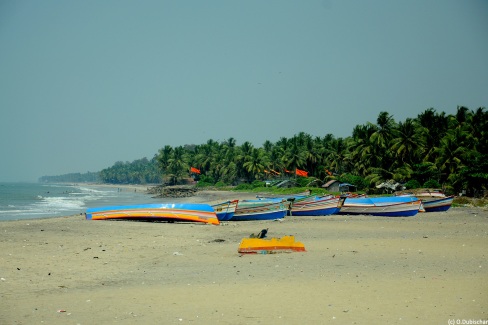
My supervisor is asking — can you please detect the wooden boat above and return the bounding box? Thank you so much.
[85,203,220,225]
[395,189,453,212]
[238,235,306,253]
[421,195,454,212]
[338,196,422,217]
[290,195,340,216]
[231,199,289,221]
[212,200,239,221]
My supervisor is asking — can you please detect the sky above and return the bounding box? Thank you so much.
[1,0,487,182]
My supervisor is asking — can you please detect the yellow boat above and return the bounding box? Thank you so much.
[238,235,306,254]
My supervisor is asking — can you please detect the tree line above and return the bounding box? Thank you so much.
[95,106,486,196]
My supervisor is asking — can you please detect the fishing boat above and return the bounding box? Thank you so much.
[231,199,289,221]
[290,195,341,216]
[238,235,306,254]
[212,199,239,221]
[420,195,454,212]
[395,189,454,212]
[85,203,220,225]
[338,196,422,217]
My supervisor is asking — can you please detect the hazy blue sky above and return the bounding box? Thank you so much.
[1,0,487,182]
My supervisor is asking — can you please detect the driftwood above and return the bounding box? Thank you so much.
[148,185,197,198]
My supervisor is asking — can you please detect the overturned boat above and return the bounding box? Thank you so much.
[85,203,220,225]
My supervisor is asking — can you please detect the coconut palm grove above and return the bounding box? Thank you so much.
[40,106,487,197]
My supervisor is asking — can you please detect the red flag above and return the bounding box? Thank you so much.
[190,167,201,174]
[296,168,308,177]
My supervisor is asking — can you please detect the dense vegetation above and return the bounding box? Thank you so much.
[47,106,488,197]
[39,171,99,183]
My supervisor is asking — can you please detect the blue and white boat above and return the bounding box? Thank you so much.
[212,200,239,221]
[338,196,422,217]
[395,189,454,212]
[230,199,289,221]
[421,196,454,212]
[290,195,341,216]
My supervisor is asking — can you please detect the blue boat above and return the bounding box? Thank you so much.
[212,200,239,221]
[86,203,220,225]
[230,199,289,221]
[338,196,422,217]
[291,195,340,216]
[395,190,454,212]
[421,196,454,212]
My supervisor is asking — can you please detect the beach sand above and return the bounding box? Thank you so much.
[1,190,487,324]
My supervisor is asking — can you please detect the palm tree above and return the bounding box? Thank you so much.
[167,146,189,185]
[282,138,307,174]
[156,145,173,173]
[390,118,426,166]
[323,136,348,176]
[369,111,396,149]
[236,141,254,182]
[368,112,397,170]
[434,128,470,190]
[416,108,449,161]
[345,124,376,177]
[243,148,267,181]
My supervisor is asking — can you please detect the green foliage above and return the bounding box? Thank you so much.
[339,173,368,190]
[234,183,253,190]
[214,181,227,188]
[98,158,160,184]
[295,177,312,187]
[46,106,487,197]
[39,171,100,183]
[251,180,266,188]
[404,179,421,189]
[196,175,215,187]
[423,179,441,188]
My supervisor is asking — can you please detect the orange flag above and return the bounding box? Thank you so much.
[296,168,308,177]
[190,167,201,174]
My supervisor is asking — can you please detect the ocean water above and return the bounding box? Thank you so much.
[0,182,158,221]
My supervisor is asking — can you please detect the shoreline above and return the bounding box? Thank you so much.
[1,198,487,324]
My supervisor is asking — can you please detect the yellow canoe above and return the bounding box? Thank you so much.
[238,235,306,254]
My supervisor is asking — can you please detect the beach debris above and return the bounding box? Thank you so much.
[238,235,306,254]
[57,309,66,313]
[209,239,225,243]
[249,228,268,239]
[173,251,183,256]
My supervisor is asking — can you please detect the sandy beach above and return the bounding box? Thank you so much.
[1,190,487,324]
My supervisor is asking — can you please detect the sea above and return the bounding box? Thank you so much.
[0,182,158,221]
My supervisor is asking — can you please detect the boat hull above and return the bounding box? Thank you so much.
[212,200,239,221]
[86,203,219,225]
[231,200,288,221]
[422,196,454,212]
[291,196,340,216]
[338,197,422,217]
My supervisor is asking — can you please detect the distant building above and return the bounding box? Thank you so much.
[322,180,356,193]
[322,180,340,192]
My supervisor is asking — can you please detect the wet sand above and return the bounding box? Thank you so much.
[1,190,487,324]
